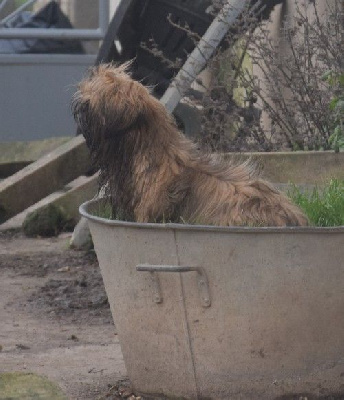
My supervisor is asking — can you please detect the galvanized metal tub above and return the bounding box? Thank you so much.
[80,198,344,400]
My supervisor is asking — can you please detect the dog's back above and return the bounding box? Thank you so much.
[73,63,308,227]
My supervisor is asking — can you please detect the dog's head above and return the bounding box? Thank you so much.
[72,62,161,145]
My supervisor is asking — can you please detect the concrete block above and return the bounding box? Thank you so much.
[0,136,91,223]
[226,151,344,184]
[70,217,93,250]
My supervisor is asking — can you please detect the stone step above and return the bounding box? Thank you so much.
[0,174,97,232]
[0,136,90,223]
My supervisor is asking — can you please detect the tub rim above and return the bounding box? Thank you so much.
[80,198,344,234]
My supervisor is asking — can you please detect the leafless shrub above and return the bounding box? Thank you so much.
[141,0,344,152]
[242,0,344,151]
[193,2,270,152]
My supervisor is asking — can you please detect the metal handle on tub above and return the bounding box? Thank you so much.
[136,264,211,307]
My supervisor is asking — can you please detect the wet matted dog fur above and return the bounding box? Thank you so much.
[73,63,307,226]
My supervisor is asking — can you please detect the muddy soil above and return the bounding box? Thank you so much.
[0,230,129,400]
[0,230,112,327]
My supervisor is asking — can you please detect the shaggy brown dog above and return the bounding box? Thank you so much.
[73,63,307,226]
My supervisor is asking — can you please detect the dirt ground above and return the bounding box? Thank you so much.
[0,230,130,400]
[1,230,343,400]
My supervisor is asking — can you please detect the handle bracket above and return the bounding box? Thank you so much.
[136,264,211,307]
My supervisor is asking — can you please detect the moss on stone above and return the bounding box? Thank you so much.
[0,372,67,400]
[22,204,74,237]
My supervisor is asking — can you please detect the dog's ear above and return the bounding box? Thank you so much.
[71,96,99,154]
[71,94,87,133]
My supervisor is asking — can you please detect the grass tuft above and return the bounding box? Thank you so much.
[288,179,344,227]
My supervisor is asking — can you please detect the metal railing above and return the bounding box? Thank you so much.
[0,0,110,40]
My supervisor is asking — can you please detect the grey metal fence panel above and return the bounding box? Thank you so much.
[0,54,95,142]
